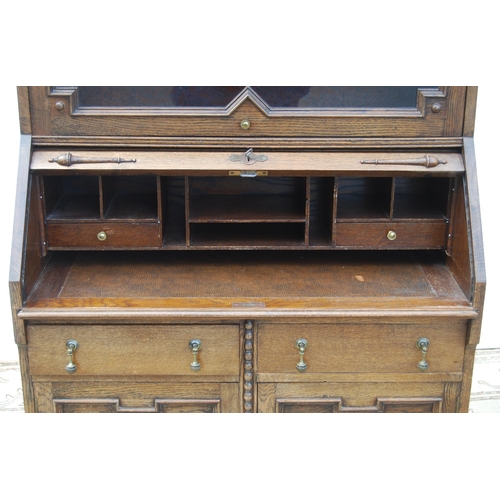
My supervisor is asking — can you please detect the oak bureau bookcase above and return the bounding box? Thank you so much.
[9,86,485,412]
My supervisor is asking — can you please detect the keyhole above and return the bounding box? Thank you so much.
[245,148,253,163]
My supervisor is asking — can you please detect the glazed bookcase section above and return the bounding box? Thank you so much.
[29,86,466,140]
[39,173,456,251]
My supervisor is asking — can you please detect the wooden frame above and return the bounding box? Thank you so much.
[9,86,485,413]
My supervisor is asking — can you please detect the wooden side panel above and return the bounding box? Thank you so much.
[462,138,486,346]
[9,135,32,285]
[17,345,35,412]
[463,87,478,137]
[463,138,486,290]
[443,87,467,136]
[17,87,31,134]
[447,177,472,299]
[9,135,32,345]
[28,87,52,136]
[24,175,47,297]
[459,343,478,412]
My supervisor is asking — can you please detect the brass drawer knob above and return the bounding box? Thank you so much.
[65,340,79,374]
[387,230,397,241]
[189,339,202,371]
[416,338,429,371]
[97,231,107,241]
[240,119,251,130]
[296,338,308,372]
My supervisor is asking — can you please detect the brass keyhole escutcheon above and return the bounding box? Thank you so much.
[97,231,107,241]
[387,230,397,241]
[240,119,251,130]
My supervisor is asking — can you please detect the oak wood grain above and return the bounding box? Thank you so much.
[11,86,484,412]
[27,324,240,377]
[26,87,465,139]
[256,321,467,375]
[463,87,478,137]
[31,150,465,175]
[257,381,451,413]
[16,87,31,135]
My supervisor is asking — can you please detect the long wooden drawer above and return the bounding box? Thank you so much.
[257,321,466,375]
[335,221,447,249]
[27,324,240,377]
[46,222,161,249]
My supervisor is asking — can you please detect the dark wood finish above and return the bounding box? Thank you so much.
[28,86,466,139]
[24,251,471,311]
[9,86,485,413]
[46,221,161,249]
[275,397,444,413]
[30,150,465,175]
[36,171,459,251]
[27,324,240,377]
[257,321,466,375]
[463,87,478,138]
[17,87,31,135]
[257,382,458,413]
[33,381,240,413]
[9,135,33,345]
[335,221,447,249]
[53,398,222,413]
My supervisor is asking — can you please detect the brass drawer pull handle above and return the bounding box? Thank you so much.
[416,338,429,371]
[296,338,308,372]
[189,339,202,371]
[387,230,397,241]
[97,231,107,241]
[65,340,79,374]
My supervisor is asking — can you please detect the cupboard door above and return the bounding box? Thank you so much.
[275,397,443,413]
[33,381,240,413]
[257,382,461,413]
[53,397,222,413]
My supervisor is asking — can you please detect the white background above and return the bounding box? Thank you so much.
[0,85,498,360]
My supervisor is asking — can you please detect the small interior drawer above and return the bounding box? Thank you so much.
[335,221,447,249]
[27,324,240,377]
[46,222,161,249]
[257,322,466,375]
